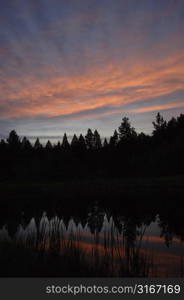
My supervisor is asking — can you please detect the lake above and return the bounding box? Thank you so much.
[0,206,184,277]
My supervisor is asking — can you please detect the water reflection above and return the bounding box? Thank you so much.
[0,208,184,277]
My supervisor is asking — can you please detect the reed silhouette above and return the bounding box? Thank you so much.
[1,209,184,277]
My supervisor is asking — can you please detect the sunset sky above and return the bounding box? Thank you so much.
[0,0,184,141]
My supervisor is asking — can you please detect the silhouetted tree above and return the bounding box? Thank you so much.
[153,112,166,129]
[55,141,61,150]
[21,137,32,151]
[0,139,6,147]
[85,129,94,150]
[176,114,184,132]
[78,134,86,152]
[166,117,177,139]
[152,112,167,140]
[71,134,78,148]
[137,132,151,143]
[34,138,42,149]
[7,130,20,150]
[118,117,137,141]
[109,130,118,147]
[46,140,52,150]
[103,138,108,148]
[2,112,184,180]
[94,130,102,149]
[62,133,70,150]
[0,139,7,152]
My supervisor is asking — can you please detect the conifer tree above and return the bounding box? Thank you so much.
[62,133,70,149]
[34,138,42,149]
[118,117,137,141]
[103,138,108,148]
[71,134,78,148]
[46,140,52,150]
[78,134,86,151]
[94,130,102,149]
[85,129,94,150]
[152,113,167,140]
[22,137,32,150]
[109,129,118,147]
[7,130,20,149]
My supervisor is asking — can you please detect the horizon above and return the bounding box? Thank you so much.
[1,110,183,145]
[0,110,182,142]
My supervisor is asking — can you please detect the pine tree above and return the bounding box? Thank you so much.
[34,138,42,149]
[45,140,52,150]
[109,130,118,147]
[85,129,94,150]
[152,113,167,132]
[118,117,137,141]
[78,134,86,152]
[56,141,61,150]
[21,137,32,150]
[71,134,78,148]
[94,130,102,149]
[176,114,184,130]
[0,139,7,152]
[152,113,167,140]
[7,130,20,149]
[0,139,6,146]
[62,133,70,149]
[103,138,108,148]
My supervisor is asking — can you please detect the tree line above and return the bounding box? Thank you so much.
[0,112,184,180]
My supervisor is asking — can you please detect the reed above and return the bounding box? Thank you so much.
[0,212,152,277]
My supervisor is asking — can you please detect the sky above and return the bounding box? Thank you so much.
[0,0,184,141]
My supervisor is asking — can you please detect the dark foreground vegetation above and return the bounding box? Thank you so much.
[1,203,184,277]
[0,212,153,277]
[0,113,184,181]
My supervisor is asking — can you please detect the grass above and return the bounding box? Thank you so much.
[0,214,153,277]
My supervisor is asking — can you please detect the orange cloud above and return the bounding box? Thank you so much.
[127,102,184,114]
[0,46,184,120]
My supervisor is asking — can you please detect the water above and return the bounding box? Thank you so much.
[0,210,184,277]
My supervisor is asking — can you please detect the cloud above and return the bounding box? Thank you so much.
[128,101,184,114]
[0,49,184,120]
[0,0,184,136]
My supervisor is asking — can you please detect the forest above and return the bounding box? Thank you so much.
[0,112,184,181]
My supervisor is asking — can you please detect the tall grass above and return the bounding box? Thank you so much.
[0,212,152,277]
